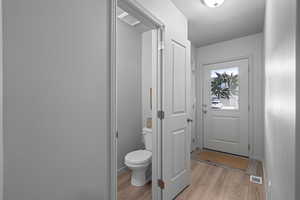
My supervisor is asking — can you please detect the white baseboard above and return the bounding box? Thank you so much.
[250,154,263,162]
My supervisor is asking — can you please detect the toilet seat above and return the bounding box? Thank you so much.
[125,150,152,165]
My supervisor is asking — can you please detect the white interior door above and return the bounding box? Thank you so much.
[162,37,191,199]
[203,59,249,156]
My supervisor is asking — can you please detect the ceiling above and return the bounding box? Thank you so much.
[171,0,265,47]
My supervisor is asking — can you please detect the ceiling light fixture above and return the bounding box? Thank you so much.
[202,0,225,8]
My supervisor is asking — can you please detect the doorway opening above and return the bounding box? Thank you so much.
[111,0,201,199]
[203,59,249,157]
[113,1,164,200]
[193,59,252,170]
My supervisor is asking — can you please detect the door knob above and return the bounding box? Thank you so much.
[187,118,193,123]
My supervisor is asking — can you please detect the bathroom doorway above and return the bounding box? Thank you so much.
[115,1,164,200]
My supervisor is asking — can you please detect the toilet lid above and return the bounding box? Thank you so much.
[125,150,152,164]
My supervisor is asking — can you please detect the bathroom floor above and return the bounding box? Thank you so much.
[117,170,152,200]
[118,160,265,200]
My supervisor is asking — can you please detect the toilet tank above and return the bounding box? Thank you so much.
[142,128,152,151]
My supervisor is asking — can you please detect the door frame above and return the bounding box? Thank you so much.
[196,56,255,157]
[109,0,165,200]
[202,59,250,156]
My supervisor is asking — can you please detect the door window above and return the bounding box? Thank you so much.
[210,67,239,110]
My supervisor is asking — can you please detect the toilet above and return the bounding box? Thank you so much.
[125,128,152,186]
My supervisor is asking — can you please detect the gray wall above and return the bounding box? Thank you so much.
[3,0,110,199]
[142,31,152,128]
[117,20,143,171]
[264,0,297,199]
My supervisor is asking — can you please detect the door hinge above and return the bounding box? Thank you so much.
[157,110,165,120]
[248,144,251,151]
[187,118,193,123]
[158,179,165,189]
[248,105,250,111]
[116,131,119,139]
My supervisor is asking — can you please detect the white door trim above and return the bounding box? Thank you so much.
[196,55,255,158]
[109,1,165,199]
[108,0,117,199]
[0,0,3,199]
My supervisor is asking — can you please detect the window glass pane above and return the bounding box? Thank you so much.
[210,67,239,110]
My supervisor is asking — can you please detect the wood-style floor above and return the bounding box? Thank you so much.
[118,170,152,200]
[175,160,265,200]
[118,160,265,200]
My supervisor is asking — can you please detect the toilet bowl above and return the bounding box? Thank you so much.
[124,128,152,186]
[125,150,152,186]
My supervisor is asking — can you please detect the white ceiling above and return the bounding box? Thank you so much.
[171,0,265,47]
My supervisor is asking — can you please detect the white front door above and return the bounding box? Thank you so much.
[162,37,191,199]
[203,59,249,156]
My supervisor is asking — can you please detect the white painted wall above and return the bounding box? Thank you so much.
[196,33,264,160]
[3,0,110,199]
[117,20,143,171]
[264,0,297,199]
[142,31,153,127]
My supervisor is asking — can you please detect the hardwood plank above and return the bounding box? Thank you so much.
[175,161,265,200]
[117,160,265,200]
[117,170,152,200]
[192,149,249,170]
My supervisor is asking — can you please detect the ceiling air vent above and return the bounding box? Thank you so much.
[117,7,141,26]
